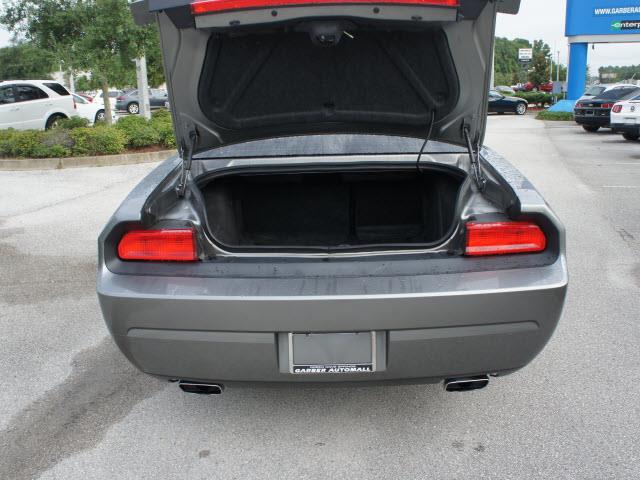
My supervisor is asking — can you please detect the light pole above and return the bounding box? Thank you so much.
[135,56,151,120]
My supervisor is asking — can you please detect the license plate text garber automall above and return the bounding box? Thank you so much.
[293,364,374,374]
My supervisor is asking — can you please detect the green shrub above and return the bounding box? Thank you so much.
[0,130,45,157]
[114,114,149,131]
[70,126,126,156]
[154,122,177,149]
[115,115,160,148]
[57,116,90,130]
[1,109,176,158]
[0,129,73,158]
[0,129,18,157]
[515,92,555,106]
[150,113,176,149]
[47,144,72,158]
[151,109,171,121]
[42,129,74,149]
[11,130,44,157]
[536,110,574,121]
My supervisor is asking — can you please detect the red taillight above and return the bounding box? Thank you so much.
[118,229,198,262]
[117,96,124,101]
[465,222,546,257]
[192,0,459,15]
[576,103,584,108]
[601,103,614,109]
[612,105,623,113]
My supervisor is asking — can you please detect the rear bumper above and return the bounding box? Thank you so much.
[611,123,640,134]
[98,256,568,384]
[574,114,610,126]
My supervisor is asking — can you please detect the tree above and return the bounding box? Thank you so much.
[0,43,57,80]
[1,1,89,75]
[528,40,551,87]
[1,0,165,124]
[494,37,532,85]
[598,64,640,82]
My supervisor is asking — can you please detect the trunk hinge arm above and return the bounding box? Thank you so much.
[463,126,486,192]
[176,128,199,198]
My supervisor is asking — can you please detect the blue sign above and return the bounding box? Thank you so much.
[566,0,640,36]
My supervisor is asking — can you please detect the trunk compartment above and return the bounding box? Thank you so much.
[201,166,467,252]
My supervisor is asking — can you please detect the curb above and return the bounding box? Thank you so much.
[0,150,176,171]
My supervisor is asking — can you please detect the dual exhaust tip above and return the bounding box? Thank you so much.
[177,376,489,394]
[444,375,489,392]
[179,381,224,395]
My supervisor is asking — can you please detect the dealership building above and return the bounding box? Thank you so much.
[566,0,640,100]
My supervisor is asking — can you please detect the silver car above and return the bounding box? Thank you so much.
[98,0,566,394]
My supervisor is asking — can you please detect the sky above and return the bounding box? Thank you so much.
[1,0,640,71]
[497,0,640,70]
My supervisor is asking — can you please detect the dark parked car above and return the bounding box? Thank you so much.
[574,86,640,132]
[101,0,567,395]
[115,88,169,114]
[488,90,528,115]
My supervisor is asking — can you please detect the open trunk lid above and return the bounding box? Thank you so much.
[132,0,520,154]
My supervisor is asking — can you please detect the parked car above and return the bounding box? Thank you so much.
[495,85,516,96]
[538,82,553,93]
[577,83,637,104]
[522,81,553,93]
[115,89,169,114]
[72,93,117,125]
[488,89,528,115]
[610,94,640,140]
[92,89,124,110]
[101,0,567,394]
[574,86,640,132]
[76,92,94,103]
[0,80,76,130]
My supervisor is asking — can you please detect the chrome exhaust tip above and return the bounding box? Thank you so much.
[178,381,224,395]
[444,375,489,392]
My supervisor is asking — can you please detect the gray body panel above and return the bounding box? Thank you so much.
[97,147,567,384]
[99,0,563,386]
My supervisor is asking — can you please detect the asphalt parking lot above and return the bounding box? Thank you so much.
[1,115,639,479]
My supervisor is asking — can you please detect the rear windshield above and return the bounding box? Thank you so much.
[598,87,640,100]
[44,83,70,96]
[585,85,605,96]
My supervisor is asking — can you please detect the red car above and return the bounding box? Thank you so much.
[523,82,553,92]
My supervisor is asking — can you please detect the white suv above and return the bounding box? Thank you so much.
[0,80,76,130]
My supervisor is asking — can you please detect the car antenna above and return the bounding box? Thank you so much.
[416,109,437,173]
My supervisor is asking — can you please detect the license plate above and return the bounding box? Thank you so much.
[288,332,376,374]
